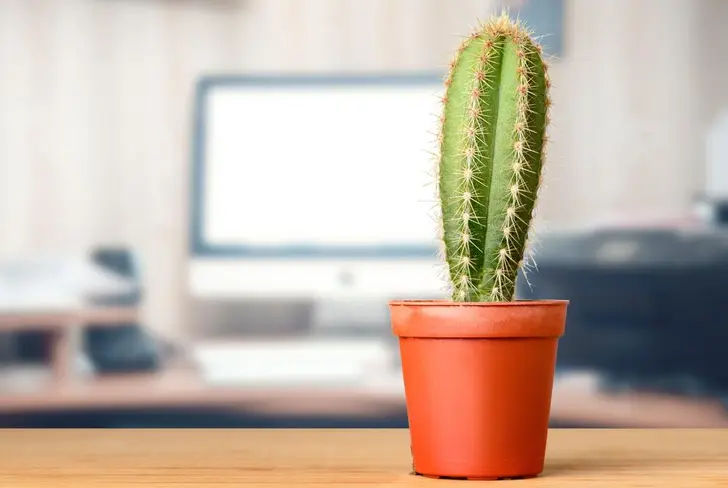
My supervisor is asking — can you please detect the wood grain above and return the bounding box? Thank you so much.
[1,429,727,487]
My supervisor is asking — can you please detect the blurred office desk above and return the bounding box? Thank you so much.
[0,254,139,384]
[0,306,139,384]
[1,366,728,428]
[1,336,727,428]
[0,368,406,424]
[1,429,727,487]
[550,371,728,428]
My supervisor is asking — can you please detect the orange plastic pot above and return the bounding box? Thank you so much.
[390,299,568,480]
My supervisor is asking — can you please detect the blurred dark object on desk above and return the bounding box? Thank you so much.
[715,200,728,224]
[704,198,728,226]
[87,247,142,307]
[517,225,728,398]
[8,330,46,365]
[0,249,143,368]
[83,246,161,374]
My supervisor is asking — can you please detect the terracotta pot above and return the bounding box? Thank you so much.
[390,299,568,480]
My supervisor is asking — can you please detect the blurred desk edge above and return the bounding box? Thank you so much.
[1,368,727,427]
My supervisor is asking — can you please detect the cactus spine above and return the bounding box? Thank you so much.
[438,13,551,302]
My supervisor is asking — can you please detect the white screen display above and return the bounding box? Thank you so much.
[201,82,444,251]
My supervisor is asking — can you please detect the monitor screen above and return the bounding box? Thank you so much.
[191,75,444,258]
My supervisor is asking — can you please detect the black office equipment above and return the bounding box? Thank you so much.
[517,227,728,397]
[83,247,161,374]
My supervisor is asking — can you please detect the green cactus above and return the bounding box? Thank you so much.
[437,13,551,302]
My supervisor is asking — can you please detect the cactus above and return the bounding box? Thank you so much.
[437,12,551,302]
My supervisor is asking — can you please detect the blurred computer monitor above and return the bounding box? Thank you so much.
[188,74,449,300]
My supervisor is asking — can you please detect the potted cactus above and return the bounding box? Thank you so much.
[390,13,568,480]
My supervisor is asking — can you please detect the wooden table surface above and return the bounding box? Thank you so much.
[2,429,727,487]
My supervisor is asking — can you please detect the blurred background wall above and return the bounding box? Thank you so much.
[2,0,728,429]
[2,0,726,340]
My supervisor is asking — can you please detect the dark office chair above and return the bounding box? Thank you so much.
[82,247,161,374]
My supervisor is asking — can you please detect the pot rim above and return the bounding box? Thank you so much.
[389,299,568,307]
[389,299,568,338]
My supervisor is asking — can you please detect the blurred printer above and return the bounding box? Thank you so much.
[517,224,728,396]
